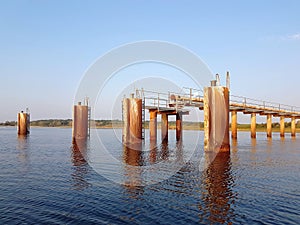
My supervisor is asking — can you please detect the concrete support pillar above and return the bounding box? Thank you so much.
[18,112,30,135]
[291,117,296,137]
[149,110,157,141]
[267,114,272,138]
[280,116,285,138]
[231,111,237,139]
[204,86,230,152]
[122,97,142,145]
[176,113,182,141]
[72,102,88,141]
[251,113,256,139]
[161,113,168,142]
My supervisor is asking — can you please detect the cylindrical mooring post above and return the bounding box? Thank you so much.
[18,111,30,135]
[267,114,272,138]
[72,102,89,141]
[149,110,157,141]
[231,111,237,139]
[176,112,182,141]
[291,117,296,137]
[280,116,285,138]
[161,113,168,142]
[129,98,142,143]
[122,98,130,143]
[122,96,143,145]
[251,113,256,139]
[204,85,230,152]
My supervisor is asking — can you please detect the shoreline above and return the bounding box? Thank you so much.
[2,125,300,133]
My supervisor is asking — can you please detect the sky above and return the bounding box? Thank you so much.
[1,0,300,123]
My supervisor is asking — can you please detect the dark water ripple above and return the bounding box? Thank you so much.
[0,128,299,224]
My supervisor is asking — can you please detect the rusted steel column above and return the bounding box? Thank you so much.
[122,97,143,145]
[267,114,272,138]
[122,98,130,143]
[231,111,237,139]
[176,112,182,141]
[18,111,30,135]
[204,85,230,152]
[251,113,256,139]
[291,117,296,137]
[161,113,168,142]
[280,116,285,137]
[129,98,143,144]
[72,102,89,141]
[149,110,157,141]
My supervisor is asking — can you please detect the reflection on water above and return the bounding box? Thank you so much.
[123,143,143,167]
[122,140,236,224]
[149,141,157,164]
[123,143,143,188]
[17,135,30,173]
[251,138,257,148]
[160,140,169,160]
[199,152,235,224]
[231,138,238,152]
[122,140,187,188]
[175,139,184,163]
[17,135,29,150]
[1,128,300,224]
[70,140,91,190]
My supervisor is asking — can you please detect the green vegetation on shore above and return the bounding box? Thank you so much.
[1,119,300,132]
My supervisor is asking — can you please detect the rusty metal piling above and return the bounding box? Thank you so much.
[72,102,89,142]
[18,110,30,135]
[122,95,143,146]
[204,82,230,152]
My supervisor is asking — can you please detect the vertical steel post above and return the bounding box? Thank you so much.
[231,111,237,139]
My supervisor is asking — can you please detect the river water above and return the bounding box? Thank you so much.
[0,127,299,224]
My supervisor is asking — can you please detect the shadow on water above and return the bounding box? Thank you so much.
[198,151,236,224]
[70,139,91,190]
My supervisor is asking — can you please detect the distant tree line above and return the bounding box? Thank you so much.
[0,121,17,126]
[1,119,300,129]
[30,119,72,127]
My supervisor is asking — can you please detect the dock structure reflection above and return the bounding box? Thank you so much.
[198,152,235,224]
[149,140,158,164]
[123,143,143,188]
[70,139,91,190]
[17,135,30,174]
[122,138,187,188]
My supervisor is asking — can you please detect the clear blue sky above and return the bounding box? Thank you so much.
[1,0,300,122]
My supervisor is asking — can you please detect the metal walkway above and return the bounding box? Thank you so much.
[135,87,300,118]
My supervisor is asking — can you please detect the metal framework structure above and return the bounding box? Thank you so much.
[135,87,300,118]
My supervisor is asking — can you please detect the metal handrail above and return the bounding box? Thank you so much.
[230,94,300,113]
[135,88,300,114]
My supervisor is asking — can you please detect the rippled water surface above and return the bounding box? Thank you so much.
[0,127,299,224]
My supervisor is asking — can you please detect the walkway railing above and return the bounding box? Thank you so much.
[135,88,300,116]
